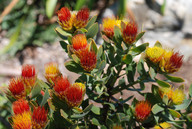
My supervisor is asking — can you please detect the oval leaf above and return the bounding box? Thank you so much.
[156,79,171,88]
[55,27,71,39]
[168,108,181,118]
[46,0,57,18]
[164,74,184,83]
[86,15,97,29]
[86,23,98,38]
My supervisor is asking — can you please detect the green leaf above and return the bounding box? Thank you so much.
[71,111,90,119]
[72,54,80,64]
[91,118,101,126]
[30,83,41,99]
[135,31,145,42]
[86,15,97,30]
[174,99,191,110]
[106,118,113,128]
[122,54,132,64]
[91,106,100,115]
[114,26,122,43]
[164,74,184,83]
[130,43,149,56]
[40,89,49,106]
[152,104,164,114]
[161,0,166,15]
[104,102,115,111]
[97,45,103,59]
[86,23,98,38]
[97,60,106,72]
[55,27,71,39]
[75,0,86,10]
[189,84,192,97]
[60,41,68,52]
[156,79,171,88]
[168,108,181,118]
[64,60,84,73]
[60,109,68,118]
[101,125,107,129]
[137,59,147,76]
[163,95,169,105]
[83,104,93,113]
[46,0,57,18]
[89,39,98,54]
[154,41,162,47]
[149,67,156,79]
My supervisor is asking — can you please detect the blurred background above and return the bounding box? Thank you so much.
[0,0,192,128]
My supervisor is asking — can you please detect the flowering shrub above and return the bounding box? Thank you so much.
[5,7,192,129]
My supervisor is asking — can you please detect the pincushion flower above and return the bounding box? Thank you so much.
[160,52,183,73]
[64,83,85,107]
[54,76,71,100]
[32,106,48,129]
[172,89,185,105]
[79,49,97,72]
[74,8,90,29]
[8,77,26,99]
[72,34,88,54]
[121,22,138,44]
[145,46,165,63]
[21,64,36,90]
[135,101,151,121]
[12,112,32,129]
[159,87,173,100]
[57,7,74,31]
[45,62,61,84]
[154,122,171,129]
[12,99,30,115]
[102,17,117,39]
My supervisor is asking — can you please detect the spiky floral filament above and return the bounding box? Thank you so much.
[8,77,26,99]
[135,101,151,121]
[72,34,88,52]
[12,99,30,115]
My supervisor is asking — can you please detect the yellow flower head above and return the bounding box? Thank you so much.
[159,87,173,100]
[146,46,164,63]
[102,17,117,38]
[154,122,171,129]
[12,112,32,129]
[172,89,185,105]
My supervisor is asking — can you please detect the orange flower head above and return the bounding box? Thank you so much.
[122,22,138,44]
[8,78,26,99]
[21,64,36,90]
[64,83,84,107]
[12,99,30,115]
[79,49,97,72]
[45,62,61,83]
[135,101,151,121]
[161,52,183,73]
[32,106,48,129]
[57,7,73,31]
[113,125,123,129]
[102,17,117,39]
[74,8,90,29]
[12,112,32,129]
[72,34,88,52]
[54,76,71,100]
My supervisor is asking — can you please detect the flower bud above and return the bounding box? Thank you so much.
[79,49,97,72]
[135,101,151,121]
[12,112,32,129]
[154,122,171,129]
[21,64,36,90]
[54,76,71,100]
[145,46,164,63]
[32,106,48,129]
[74,8,90,29]
[172,89,185,105]
[122,22,137,44]
[160,52,183,73]
[72,34,88,53]
[8,78,26,99]
[64,83,85,107]
[102,17,117,39]
[57,7,74,31]
[12,99,30,115]
[45,62,61,84]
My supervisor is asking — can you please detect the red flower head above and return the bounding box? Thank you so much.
[54,76,71,100]
[135,101,151,121]
[72,34,88,53]
[8,77,26,99]
[79,49,97,72]
[122,22,138,44]
[12,112,32,129]
[57,7,74,31]
[12,99,30,115]
[74,8,90,29]
[44,62,61,84]
[64,83,85,107]
[32,106,48,129]
[162,52,183,73]
[21,64,36,90]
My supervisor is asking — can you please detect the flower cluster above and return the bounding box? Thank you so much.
[145,45,183,73]
[57,7,90,31]
[102,17,138,44]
